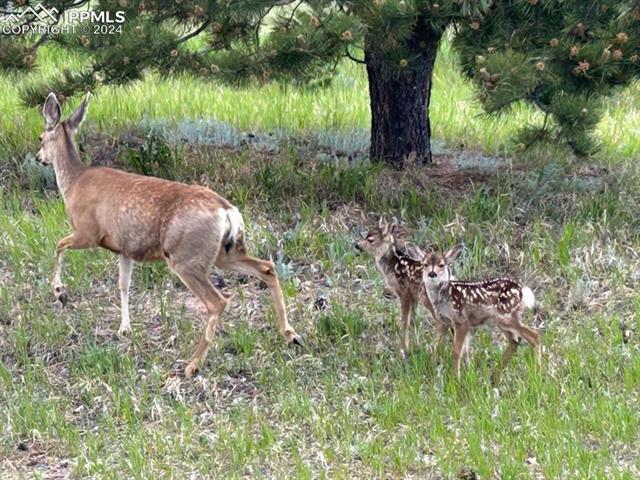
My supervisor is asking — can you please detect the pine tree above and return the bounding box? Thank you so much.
[455,1,640,155]
[1,0,492,168]
[1,1,638,164]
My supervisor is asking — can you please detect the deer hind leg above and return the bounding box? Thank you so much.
[492,329,519,384]
[117,256,133,336]
[216,253,300,345]
[515,323,541,367]
[51,233,92,306]
[506,312,541,367]
[172,264,228,378]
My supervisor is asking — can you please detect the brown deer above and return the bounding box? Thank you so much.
[36,92,301,378]
[422,245,540,379]
[355,219,447,353]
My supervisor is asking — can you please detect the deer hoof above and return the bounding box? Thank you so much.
[56,291,68,307]
[117,326,132,337]
[290,334,304,347]
[184,363,198,379]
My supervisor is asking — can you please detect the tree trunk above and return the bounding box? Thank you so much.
[365,26,442,168]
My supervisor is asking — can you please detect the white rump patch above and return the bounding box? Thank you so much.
[521,287,535,309]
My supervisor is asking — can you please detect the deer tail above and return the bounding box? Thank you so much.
[521,286,535,309]
[222,207,245,253]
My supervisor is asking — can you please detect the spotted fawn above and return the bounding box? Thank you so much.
[355,219,446,353]
[422,245,540,378]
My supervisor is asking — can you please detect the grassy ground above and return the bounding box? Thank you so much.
[1,39,640,479]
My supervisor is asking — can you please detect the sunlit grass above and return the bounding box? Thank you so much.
[1,39,639,162]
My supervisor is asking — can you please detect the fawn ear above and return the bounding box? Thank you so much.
[421,247,435,264]
[66,92,91,133]
[378,216,390,234]
[43,93,61,130]
[390,222,407,241]
[445,244,463,262]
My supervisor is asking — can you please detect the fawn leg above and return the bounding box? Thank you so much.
[399,295,413,355]
[452,323,471,378]
[513,323,541,367]
[435,321,451,346]
[492,330,519,384]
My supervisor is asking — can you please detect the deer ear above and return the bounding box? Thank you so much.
[421,247,435,264]
[43,92,61,129]
[390,222,407,241]
[379,216,390,234]
[445,244,463,261]
[66,92,91,133]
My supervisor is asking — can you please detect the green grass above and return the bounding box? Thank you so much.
[1,35,640,479]
[1,153,639,477]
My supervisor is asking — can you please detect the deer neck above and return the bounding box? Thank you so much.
[52,125,87,199]
[425,280,450,304]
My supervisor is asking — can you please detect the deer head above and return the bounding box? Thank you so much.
[421,244,463,287]
[355,217,407,258]
[36,92,90,166]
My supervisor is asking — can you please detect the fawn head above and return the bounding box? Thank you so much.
[37,92,90,165]
[355,218,407,258]
[422,245,463,286]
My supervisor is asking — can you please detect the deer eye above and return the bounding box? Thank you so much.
[438,263,445,268]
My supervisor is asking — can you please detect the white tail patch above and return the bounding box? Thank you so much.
[223,207,244,252]
[522,286,535,309]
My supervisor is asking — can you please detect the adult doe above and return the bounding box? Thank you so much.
[355,219,446,353]
[36,92,301,378]
[422,245,540,379]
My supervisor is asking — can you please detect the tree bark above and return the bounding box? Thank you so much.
[365,25,442,168]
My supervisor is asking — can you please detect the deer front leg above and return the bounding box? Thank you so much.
[118,256,133,336]
[452,323,471,378]
[399,296,413,355]
[51,233,91,306]
[435,321,451,346]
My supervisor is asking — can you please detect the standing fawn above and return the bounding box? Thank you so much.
[36,92,301,378]
[355,219,447,353]
[422,245,540,379]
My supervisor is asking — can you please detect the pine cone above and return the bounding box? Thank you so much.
[616,32,629,44]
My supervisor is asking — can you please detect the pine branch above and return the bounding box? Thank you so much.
[345,44,365,64]
[177,19,212,44]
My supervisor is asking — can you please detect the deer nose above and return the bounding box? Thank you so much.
[427,271,437,278]
[354,242,362,252]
